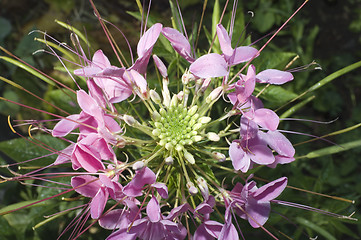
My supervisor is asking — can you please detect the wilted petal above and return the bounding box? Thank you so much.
[189,53,228,78]
[253,177,287,202]
[256,69,293,85]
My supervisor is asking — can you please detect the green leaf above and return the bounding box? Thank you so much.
[296,217,337,240]
[330,220,360,239]
[255,85,298,107]
[0,135,67,166]
[0,56,55,86]
[45,88,78,114]
[252,51,297,70]
[305,139,361,159]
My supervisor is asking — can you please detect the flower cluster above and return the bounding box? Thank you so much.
[40,17,303,239]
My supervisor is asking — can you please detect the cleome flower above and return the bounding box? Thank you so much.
[0,1,357,240]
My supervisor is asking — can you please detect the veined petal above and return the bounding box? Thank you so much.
[52,114,80,137]
[137,23,162,58]
[248,144,275,165]
[253,108,279,131]
[92,49,111,69]
[161,27,194,63]
[265,131,295,157]
[90,188,109,219]
[190,53,228,78]
[228,46,259,66]
[256,69,294,85]
[253,177,288,202]
[147,196,161,222]
[216,24,233,56]
[246,198,270,228]
[71,175,101,198]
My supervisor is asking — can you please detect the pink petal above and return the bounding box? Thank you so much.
[190,53,228,78]
[90,188,109,219]
[216,24,233,56]
[77,90,101,116]
[74,65,102,77]
[253,108,279,131]
[265,131,295,157]
[92,49,111,69]
[153,55,168,78]
[147,196,161,222]
[256,69,294,85]
[137,23,162,58]
[161,27,194,63]
[228,46,259,66]
[71,175,101,198]
[123,167,156,197]
[253,177,288,202]
[52,114,80,137]
[248,144,275,165]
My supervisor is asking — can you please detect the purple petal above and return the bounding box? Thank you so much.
[204,220,223,238]
[229,141,250,172]
[216,24,233,56]
[106,228,137,240]
[90,188,109,219]
[161,27,194,62]
[228,46,259,66]
[137,23,162,58]
[147,196,161,222]
[52,114,80,137]
[71,175,101,198]
[253,177,288,202]
[248,144,275,165]
[268,155,295,168]
[99,209,129,230]
[246,197,270,228]
[265,131,295,157]
[256,69,294,85]
[253,108,279,131]
[54,144,74,165]
[166,203,190,220]
[190,53,228,78]
[123,167,156,197]
[152,182,168,199]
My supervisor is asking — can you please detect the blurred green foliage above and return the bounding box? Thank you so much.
[0,0,361,239]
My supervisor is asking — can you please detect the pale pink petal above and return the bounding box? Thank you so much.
[189,53,228,78]
[147,196,161,223]
[54,144,74,165]
[256,69,294,85]
[74,66,102,77]
[92,49,111,69]
[161,27,194,63]
[253,177,288,202]
[229,141,250,172]
[228,46,258,66]
[52,114,80,137]
[77,90,101,116]
[216,24,233,56]
[265,131,295,157]
[253,108,279,131]
[137,23,162,58]
[153,55,168,78]
[248,144,275,165]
